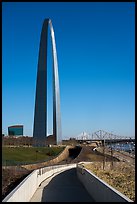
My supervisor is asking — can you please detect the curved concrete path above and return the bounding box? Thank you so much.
[30,168,94,202]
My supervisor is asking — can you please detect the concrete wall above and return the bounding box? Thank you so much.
[77,165,133,202]
[2,164,76,202]
[21,145,72,170]
[3,163,133,202]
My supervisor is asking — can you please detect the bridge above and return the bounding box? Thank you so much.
[76,130,135,144]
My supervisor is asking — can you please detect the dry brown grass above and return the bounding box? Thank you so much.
[2,167,31,200]
[84,161,135,201]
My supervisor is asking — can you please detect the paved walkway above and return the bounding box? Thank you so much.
[30,168,94,202]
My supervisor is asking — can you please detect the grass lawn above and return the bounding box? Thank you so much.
[2,146,65,165]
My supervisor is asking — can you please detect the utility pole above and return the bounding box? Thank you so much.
[103,137,105,170]
[110,131,113,170]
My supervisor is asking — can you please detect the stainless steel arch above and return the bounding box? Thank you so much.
[33,19,62,146]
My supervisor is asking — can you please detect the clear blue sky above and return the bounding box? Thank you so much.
[2,2,135,139]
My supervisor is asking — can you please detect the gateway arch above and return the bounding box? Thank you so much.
[33,19,62,146]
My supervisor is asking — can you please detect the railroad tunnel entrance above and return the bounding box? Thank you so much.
[68,146,82,159]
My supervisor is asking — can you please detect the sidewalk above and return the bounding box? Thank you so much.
[30,168,94,202]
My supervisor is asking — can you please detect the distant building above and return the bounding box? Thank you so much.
[46,135,56,145]
[8,125,23,136]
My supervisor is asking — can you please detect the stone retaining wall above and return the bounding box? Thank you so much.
[21,145,73,170]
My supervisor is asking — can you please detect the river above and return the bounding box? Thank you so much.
[107,142,135,155]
